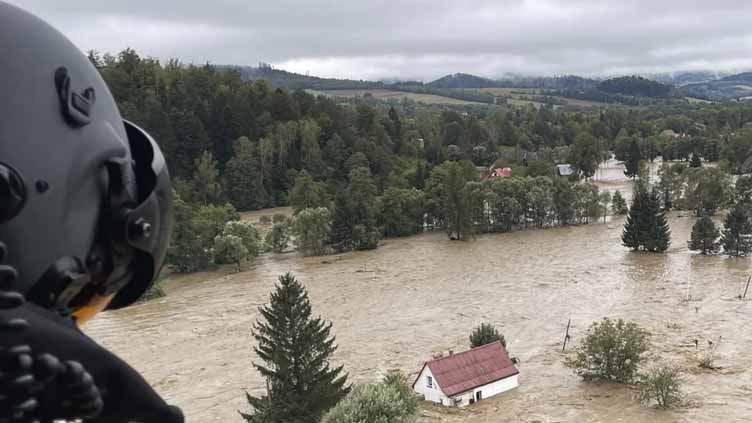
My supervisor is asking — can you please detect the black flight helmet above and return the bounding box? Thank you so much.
[0,2,173,324]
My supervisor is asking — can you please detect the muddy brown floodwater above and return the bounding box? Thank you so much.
[86,161,752,423]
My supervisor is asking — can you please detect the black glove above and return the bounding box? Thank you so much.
[0,260,37,423]
[1,249,181,423]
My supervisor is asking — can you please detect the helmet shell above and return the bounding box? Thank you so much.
[0,2,171,311]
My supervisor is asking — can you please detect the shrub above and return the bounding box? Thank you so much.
[265,222,291,253]
[639,366,684,408]
[259,215,271,225]
[224,221,262,258]
[351,224,381,250]
[213,234,249,270]
[567,318,649,383]
[138,280,166,302]
[322,374,418,423]
[469,323,507,348]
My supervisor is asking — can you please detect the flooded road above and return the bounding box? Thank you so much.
[86,162,752,423]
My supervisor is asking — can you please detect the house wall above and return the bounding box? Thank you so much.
[413,366,450,405]
[451,374,519,407]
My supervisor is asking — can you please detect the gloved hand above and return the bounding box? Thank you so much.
[0,256,38,423]
[1,245,180,423]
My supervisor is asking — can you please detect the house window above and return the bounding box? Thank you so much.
[427,375,433,388]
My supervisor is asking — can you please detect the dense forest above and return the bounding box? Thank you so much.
[597,76,674,98]
[91,49,752,270]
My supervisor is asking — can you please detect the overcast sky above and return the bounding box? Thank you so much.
[10,0,752,81]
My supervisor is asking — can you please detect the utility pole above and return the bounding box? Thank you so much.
[562,318,571,352]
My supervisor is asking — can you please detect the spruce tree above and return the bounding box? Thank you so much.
[688,216,720,254]
[721,204,752,256]
[242,273,349,423]
[622,188,671,252]
[624,139,641,179]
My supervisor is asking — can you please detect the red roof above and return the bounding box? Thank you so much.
[415,342,518,397]
[493,167,512,178]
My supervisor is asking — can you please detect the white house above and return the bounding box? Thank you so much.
[412,341,519,407]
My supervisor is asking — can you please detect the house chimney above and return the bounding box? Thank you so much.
[448,349,454,356]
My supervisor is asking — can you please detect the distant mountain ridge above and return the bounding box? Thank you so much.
[220,62,751,104]
[680,72,752,100]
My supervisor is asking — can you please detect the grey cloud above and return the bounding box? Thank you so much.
[8,0,752,80]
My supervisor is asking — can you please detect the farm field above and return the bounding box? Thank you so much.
[313,89,484,105]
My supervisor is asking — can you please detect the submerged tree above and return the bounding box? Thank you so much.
[265,221,291,253]
[469,323,507,349]
[639,366,684,409]
[292,207,332,256]
[721,204,752,256]
[623,139,641,179]
[242,273,349,423]
[622,188,671,252]
[688,216,720,255]
[567,318,649,383]
[611,190,628,215]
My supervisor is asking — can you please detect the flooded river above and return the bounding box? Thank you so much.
[86,162,752,423]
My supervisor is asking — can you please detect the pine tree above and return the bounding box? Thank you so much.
[242,273,349,423]
[622,188,671,252]
[689,153,702,168]
[624,139,641,179]
[721,204,752,256]
[688,216,720,254]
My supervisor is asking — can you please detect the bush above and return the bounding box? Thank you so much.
[292,207,332,256]
[265,222,291,253]
[138,280,166,303]
[469,323,507,348]
[322,373,418,423]
[639,366,684,408]
[351,224,381,250]
[224,221,262,258]
[567,318,650,383]
[259,215,271,225]
[213,234,249,270]
[213,221,261,269]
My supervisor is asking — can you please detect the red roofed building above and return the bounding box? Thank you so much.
[412,341,519,407]
[492,167,512,178]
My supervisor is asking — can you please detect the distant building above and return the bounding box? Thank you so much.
[412,342,519,407]
[660,129,680,139]
[556,164,575,177]
[491,167,512,178]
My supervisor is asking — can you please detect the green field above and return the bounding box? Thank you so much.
[312,89,484,105]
